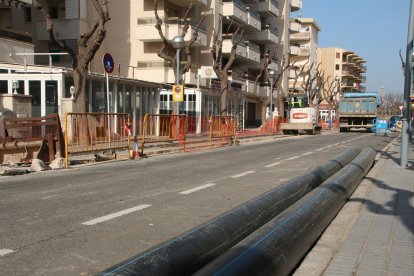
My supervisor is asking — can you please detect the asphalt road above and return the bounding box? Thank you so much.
[0,131,396,275]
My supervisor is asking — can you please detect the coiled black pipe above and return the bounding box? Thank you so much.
[194,146,376,276]
[100,147,362,276]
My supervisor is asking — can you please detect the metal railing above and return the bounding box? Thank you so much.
[209,115,237,147]
[141,114,187,154]
[64,113,130,168]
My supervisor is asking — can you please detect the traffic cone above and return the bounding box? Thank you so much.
[131,136,140,159]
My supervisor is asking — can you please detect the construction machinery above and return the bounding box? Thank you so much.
[280,94,321,135]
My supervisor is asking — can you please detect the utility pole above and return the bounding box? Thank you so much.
[401,0,414,167]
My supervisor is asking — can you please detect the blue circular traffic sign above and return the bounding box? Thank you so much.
[103,53,114,74]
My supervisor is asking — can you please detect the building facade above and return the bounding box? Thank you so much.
[317,47,367,120]
[288,17,320,96]
[1,0,304,134]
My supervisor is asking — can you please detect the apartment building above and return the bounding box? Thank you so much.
[288,17,320,97]
[1,0,302,133]
[317,47,367,120]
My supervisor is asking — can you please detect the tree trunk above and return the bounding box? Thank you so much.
[220,75,228,116]
[74,68,87,113]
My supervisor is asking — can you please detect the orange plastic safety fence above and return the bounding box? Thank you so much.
[64,113,131,168]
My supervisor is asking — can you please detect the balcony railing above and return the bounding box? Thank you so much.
[223,0,248,25]
[0,27,32,43]
[137,17,207,46]
[257,0,279,17]
[246,42,261,62]
[290,21,301,33]
[290,31,310,41]
[247,7,261,30]
[290,0,302,12]
[137,17,206,33]
[35,18,89,41]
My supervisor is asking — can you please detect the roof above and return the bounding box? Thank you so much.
[343,92,378,98]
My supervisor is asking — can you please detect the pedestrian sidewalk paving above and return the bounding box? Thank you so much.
[294,138,414,276]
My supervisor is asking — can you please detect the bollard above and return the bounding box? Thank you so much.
[194,147,376,276]
[100,147,362,276]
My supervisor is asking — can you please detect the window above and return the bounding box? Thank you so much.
[0,80,7,94]
[335,64,340,70]
[24,7,32,23]
[49,6,58,19]
[336,52,340,59]
[29,81,41,117]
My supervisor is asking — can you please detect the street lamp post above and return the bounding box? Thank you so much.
[335,76,341,121]
[268,69,276,130]
[172,36,184,115]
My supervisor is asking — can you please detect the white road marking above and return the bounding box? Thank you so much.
[302,152,313,156]
[287,156,300,160]
[0,249,13,256]
[315,148,325,152]
[265,161,282,168]
[180,183,216,195]
[82,204,152,226]
[231,171,255,178]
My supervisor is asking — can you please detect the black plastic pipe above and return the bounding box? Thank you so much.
[194,146,376,276]
[100,147,362,276]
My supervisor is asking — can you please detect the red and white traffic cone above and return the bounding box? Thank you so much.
[131,136,140,159]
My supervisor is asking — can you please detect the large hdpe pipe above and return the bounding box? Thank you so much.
[194,147,376,276]
[101,147,362,276]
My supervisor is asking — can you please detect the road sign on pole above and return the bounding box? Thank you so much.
[173,85,184,102]
[103,53,114,74]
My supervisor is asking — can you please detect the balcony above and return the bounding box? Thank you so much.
[137,17,207,47]
[35,18,89,41]
[290,20,301,33]
[290,0,302,12]
[223,38,247,58]
[246,41,261,62]
[298,47,310,57]
[290,31,310,41]
[268,60,279,71]
[247,8,261,31]
[223,1,248,25]
[257,0,279,17]
[247,25,278,44]
[171,0,208,6]
[0,27,32,43]
[246,80,258,94]
[136,61,195,84]
[290,45,300,56]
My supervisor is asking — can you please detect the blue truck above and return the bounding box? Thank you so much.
[338,92,380,132]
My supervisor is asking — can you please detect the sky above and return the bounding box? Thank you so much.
[301,0,410,95]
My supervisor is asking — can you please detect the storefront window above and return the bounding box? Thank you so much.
[17,80,24,94]
[92,80,105,112]
[125,86,132,115]
[0,80,7,94]
[45,80,58,115]
[29,81,41,117]
[117,85,124,112]
[64,76,74,98]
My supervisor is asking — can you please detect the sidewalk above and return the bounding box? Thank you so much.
[294,137,414,276]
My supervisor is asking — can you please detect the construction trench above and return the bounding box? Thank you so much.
[100,146,377,276]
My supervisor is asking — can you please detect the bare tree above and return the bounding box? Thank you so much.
[154,0,206,87]
[33,0,110,112]
[253,48,294,120]
[321,76,342,121]
[301,62,323,106]
[211,19,244,116]
[399,49,406,76]
[379,93,403,116]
